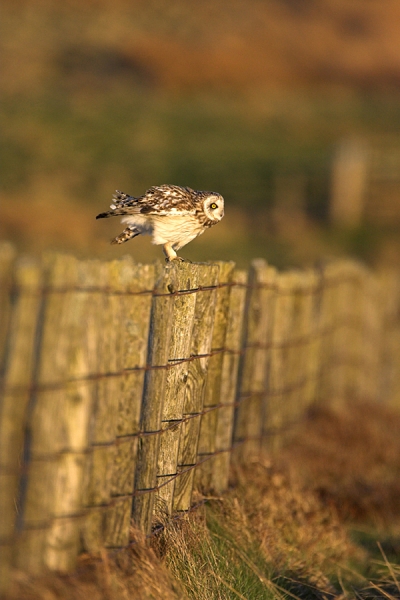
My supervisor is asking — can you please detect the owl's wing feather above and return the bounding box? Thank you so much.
[137,185,197,215]
[96,192,136,219]
[97,186,198,219]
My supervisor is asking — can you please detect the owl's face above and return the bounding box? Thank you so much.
[202,194,225,222]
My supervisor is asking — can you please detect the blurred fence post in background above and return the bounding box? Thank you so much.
[14,254,100,573]
[378,269,400,408]
[330,139,369,227]
[1,243,400,593]
[234,260,277,457]
[0,252,43,585]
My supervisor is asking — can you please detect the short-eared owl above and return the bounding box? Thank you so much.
[96,184,224,261]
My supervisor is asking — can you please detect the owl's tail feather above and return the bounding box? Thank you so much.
[112,190,133,205]
[111,226,141,245]
[96,190,136,219]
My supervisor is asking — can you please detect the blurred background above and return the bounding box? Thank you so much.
[2,0,400,268]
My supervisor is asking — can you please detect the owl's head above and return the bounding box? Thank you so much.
[202,193,225,222]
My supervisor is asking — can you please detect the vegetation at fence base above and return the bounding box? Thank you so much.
[7,400,400,600]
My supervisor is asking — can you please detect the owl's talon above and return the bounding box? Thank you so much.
[165,256,190,263]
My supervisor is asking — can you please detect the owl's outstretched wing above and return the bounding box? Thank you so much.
[96,191,140,219]
[97,186,198,219]
[139,185,197,215]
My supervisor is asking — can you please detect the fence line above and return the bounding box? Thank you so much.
[0,242,400,594]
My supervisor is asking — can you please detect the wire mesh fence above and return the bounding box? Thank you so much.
[0,241,399,594]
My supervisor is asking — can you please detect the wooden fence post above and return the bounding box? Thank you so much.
[132,263,176,535]
[173,263,220,511]
[282,270,320,424]
[318,262,347,406]
[104,261,155,548]
[82,259,155,551]
[377,269,400,408]
[265,271,297,453]
[234,260,277,458]
[318,261,364,407]
[299,270,322,414]
[195,262,235,492]
[2,246,400,582]
[14,255,112,572]
[211,269,247,493]
[81,259,121,553]
[317,262,337,405]
[0,242,16,373]
[345,264,367,402]
[0,256,43,590]
[330,138,368,227]
[155,263,199,516]
[357,269,383,403]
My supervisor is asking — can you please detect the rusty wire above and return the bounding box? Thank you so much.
[4,268,367,299]
[0,415,306,545]
[0,315,374,397]
[0,266,385,581]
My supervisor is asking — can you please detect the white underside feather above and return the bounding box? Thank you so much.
[121,214,205,250]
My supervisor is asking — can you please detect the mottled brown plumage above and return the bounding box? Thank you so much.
[96,184,225,261]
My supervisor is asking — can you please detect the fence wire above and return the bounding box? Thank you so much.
[0,251,399,593]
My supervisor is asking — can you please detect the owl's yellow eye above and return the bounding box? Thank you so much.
[210,202,218,209]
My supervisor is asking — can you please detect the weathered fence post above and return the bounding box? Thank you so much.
[265,271,299,453]
[211,269,247,493]
[81,259,122,553]
[298,270,322,414]
[330,138,368,227]
[318,261,366,406]
[0,243,16,372]
[282,270,320,424]
[132,263,175,535]
[0,255,43,591]
[155,263,199,516]
[104,261,155,548]
[13,255,101,572]
[195,262,235,492]
[173,263,219,511]
[377,269,400,407]
[85,259,155,550]
[1,243,400,582]
[234,260,277,458]
[354,265,383,402]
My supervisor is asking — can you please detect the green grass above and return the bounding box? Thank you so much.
[156,493,400,600]
[8,403,400,599]
[3,88,400,211]
[161,502,291,600]
[4,87,400,268]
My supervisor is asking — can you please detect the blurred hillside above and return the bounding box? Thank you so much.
[2,0,400,266]
[5,0,400,94]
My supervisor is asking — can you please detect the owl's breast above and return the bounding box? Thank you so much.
[151,215,204,248]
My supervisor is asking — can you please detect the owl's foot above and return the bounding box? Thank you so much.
[165,256,191,263]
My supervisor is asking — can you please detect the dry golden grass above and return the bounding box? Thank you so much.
[278,401,400,528]
[8,527,184,600]
[7,401,400,599]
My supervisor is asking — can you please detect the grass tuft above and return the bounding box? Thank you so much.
[8,401,400,599]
